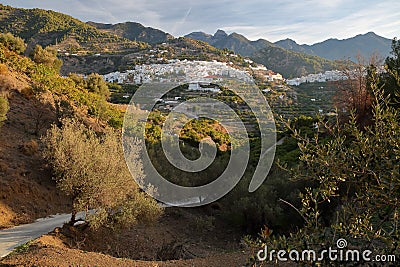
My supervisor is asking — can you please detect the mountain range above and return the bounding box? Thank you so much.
[186,30,392,62]
[275,32,392,61]
[185,29,393,77]
[0,4,394,78]
[185,30,273,57]
[185,30,345,77]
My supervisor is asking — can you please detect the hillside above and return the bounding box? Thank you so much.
[185,30,342,77]
[0,5,250,75]
[251,45,345,78]
[0,44,80,228]
[59,37,250,75]
[87,21,174,44]
[0,72,70,229]
[0,4,144,53]
[275,32,392,61]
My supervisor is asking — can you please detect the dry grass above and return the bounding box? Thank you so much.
[20,140,39,156]
[0,202,16,229]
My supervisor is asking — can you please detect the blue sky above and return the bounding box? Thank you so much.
[1,0,400,44]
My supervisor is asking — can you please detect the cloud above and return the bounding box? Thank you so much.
[1,0,399,44]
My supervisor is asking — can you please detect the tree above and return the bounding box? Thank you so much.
[68,73,86,88]
[381,37,400,108]
[69,73,110,99]
[0,32,26,54]
[333,54,378,126]
[85,73,110,99]
[42,119,162,228]
[278,70,400,255]
[32,45,63,72]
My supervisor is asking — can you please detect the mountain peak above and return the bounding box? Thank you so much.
[277,38,298,44]
[214,29,227,38]
[274,32,392,61]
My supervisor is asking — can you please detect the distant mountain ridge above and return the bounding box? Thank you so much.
[87,21,174,44]
[185,30,343,78]
[186,30,273,57]
[274,32,392,61]
[186,30,393,62]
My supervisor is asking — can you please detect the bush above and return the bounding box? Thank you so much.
[0,32,26,54]
[0,63,8,75]
[0,95,9,126]
[21,140,39,156]
[42,119,163,229]
[0,74,17,93]
[190,215,216,232]
[32,45,62,72]
[69,73,110,100]
[85,73,110,99]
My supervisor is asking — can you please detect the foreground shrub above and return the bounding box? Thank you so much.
[250,72,400,264]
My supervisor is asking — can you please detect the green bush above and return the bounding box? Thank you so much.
[0,32,26,54]
[32,45,62,72]
[85,73,110,99]
[0,95,9,126]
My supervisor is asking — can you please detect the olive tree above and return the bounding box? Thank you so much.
[381,37,400,108]
[42,119,162,228]
[275,70,400,256]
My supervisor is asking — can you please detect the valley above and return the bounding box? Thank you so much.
[0,2,399,267]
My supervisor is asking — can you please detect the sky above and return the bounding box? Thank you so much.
[1,0,400,44]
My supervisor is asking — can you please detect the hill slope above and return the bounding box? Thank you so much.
[275,32,392,61]
[251,45,344,78]
[185,30,342,77]
[0,4,143,53]
[0,5,250,75]
[87,21,174,44]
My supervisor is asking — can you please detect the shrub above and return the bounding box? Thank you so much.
[85,73,110,99]
[32,45,62,72]
[190,215,216,232]
[0,95,9,126]
[0,63,8,75]
[0,74,17,93]
[21,140,39,156]
[0,32,26,54]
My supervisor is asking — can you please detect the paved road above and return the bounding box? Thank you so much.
[0,138,286,259]
[0,212,86,258]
